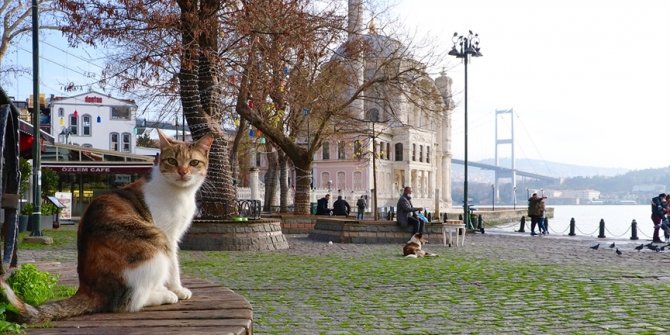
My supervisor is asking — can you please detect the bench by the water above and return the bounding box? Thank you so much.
[26,262,253,335]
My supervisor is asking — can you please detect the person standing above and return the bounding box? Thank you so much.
[356,195,367,220]
[650,193,667,243]
[396,186,424,235]
[528,193,547,236]
[316,194,331,215]
[332,195,351,216]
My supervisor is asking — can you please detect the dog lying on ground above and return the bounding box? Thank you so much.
[403,233,438,258]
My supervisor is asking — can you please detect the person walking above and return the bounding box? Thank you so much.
[356,195,367,220]
[528,193,547,236]
[650,193,667,243]
[396,186,424,235]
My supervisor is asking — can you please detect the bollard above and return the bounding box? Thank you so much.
[478,214,484,234]
[442,213,447,223]
[518,216,526,232]
[569,218,576,236]
[427,212,432,222]
[598,218,606,238]
[630,219,639,240]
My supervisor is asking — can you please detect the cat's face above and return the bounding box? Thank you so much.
[157,130,214,188]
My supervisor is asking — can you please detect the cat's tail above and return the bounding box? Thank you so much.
[0,279,97,323]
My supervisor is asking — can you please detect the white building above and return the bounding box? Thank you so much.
[47,91,137,152]
[308,0,455,213]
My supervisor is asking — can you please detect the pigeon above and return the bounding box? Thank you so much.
[661,246,666,252]
[656,246,661,253]
[635,244,644,251]
[616,248,622,255]
[590,243,600,250]
[647,244,657,251]
[609,242,615,248]
[645,242,655,247]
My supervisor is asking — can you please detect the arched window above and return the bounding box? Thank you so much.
[122,132,131,152]
[82,114,92,136]
[366,108,380,122]
[354,140,362,159]
[322,141,330,160]
[337,171,345,191]
[69,113,78,135]
[321,172,331,189]
[110,132,119,151]
[395,143,403,161]
[337,141,346,159]
[419,145,423,162]
[353,171,362,190]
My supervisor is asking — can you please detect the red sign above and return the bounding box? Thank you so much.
[44,165,152,174]
[84,96,103,103]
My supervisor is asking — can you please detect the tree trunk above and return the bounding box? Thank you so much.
[263,143,278,212]
[230,118,248,188]
[178,0,236,218]
[293,161,312,215]
[278,150,289,213]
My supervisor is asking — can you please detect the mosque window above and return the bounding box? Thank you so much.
[322,141,330,160]
[395,143,403,161]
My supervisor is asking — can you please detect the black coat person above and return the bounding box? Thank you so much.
[332,196,351,216]
[316,194,331,215]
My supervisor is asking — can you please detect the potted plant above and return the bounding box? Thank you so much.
[40,202,59,229]
[19,203,33,232]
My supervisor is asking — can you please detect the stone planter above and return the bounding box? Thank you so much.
[181,219,288,251]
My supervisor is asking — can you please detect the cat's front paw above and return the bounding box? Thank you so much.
[172,286,192,300]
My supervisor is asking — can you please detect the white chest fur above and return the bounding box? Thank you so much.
[142,176,200,245]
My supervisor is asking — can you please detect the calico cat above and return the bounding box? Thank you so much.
[0,130,213,323]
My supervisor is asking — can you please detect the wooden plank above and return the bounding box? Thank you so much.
[28,326,245,335]
[58,308,253,322]
[51,318,251,329]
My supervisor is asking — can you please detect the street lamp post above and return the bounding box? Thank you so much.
[448,30,482,230]
[491,184,495,211]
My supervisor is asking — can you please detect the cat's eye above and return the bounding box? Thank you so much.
[189,160,201,167]
[164,158,178,165]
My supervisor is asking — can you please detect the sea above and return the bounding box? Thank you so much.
[494,205,657,240]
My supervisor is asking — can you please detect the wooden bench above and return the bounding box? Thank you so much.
[26,262,253,335]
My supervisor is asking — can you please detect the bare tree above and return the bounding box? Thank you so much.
[231,0,443,214]
[56,0,238,217]
[0,0,62,86]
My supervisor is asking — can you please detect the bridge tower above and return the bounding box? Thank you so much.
[494,109,516,204]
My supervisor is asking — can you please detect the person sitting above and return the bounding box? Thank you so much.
[332,196,351,216]
[396,186,424,235]
[316,194,331,215]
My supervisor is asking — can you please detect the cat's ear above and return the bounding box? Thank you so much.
[156,129,173,149]
[195,134,214,153]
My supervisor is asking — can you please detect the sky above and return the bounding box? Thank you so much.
[391,0,670,170]
[4,0,670,171]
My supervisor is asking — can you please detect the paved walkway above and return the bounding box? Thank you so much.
[15,227,670,334]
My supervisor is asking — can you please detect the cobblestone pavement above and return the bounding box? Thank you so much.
[17,228,670,334]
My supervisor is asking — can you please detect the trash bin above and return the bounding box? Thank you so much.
[310,202,317,215]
